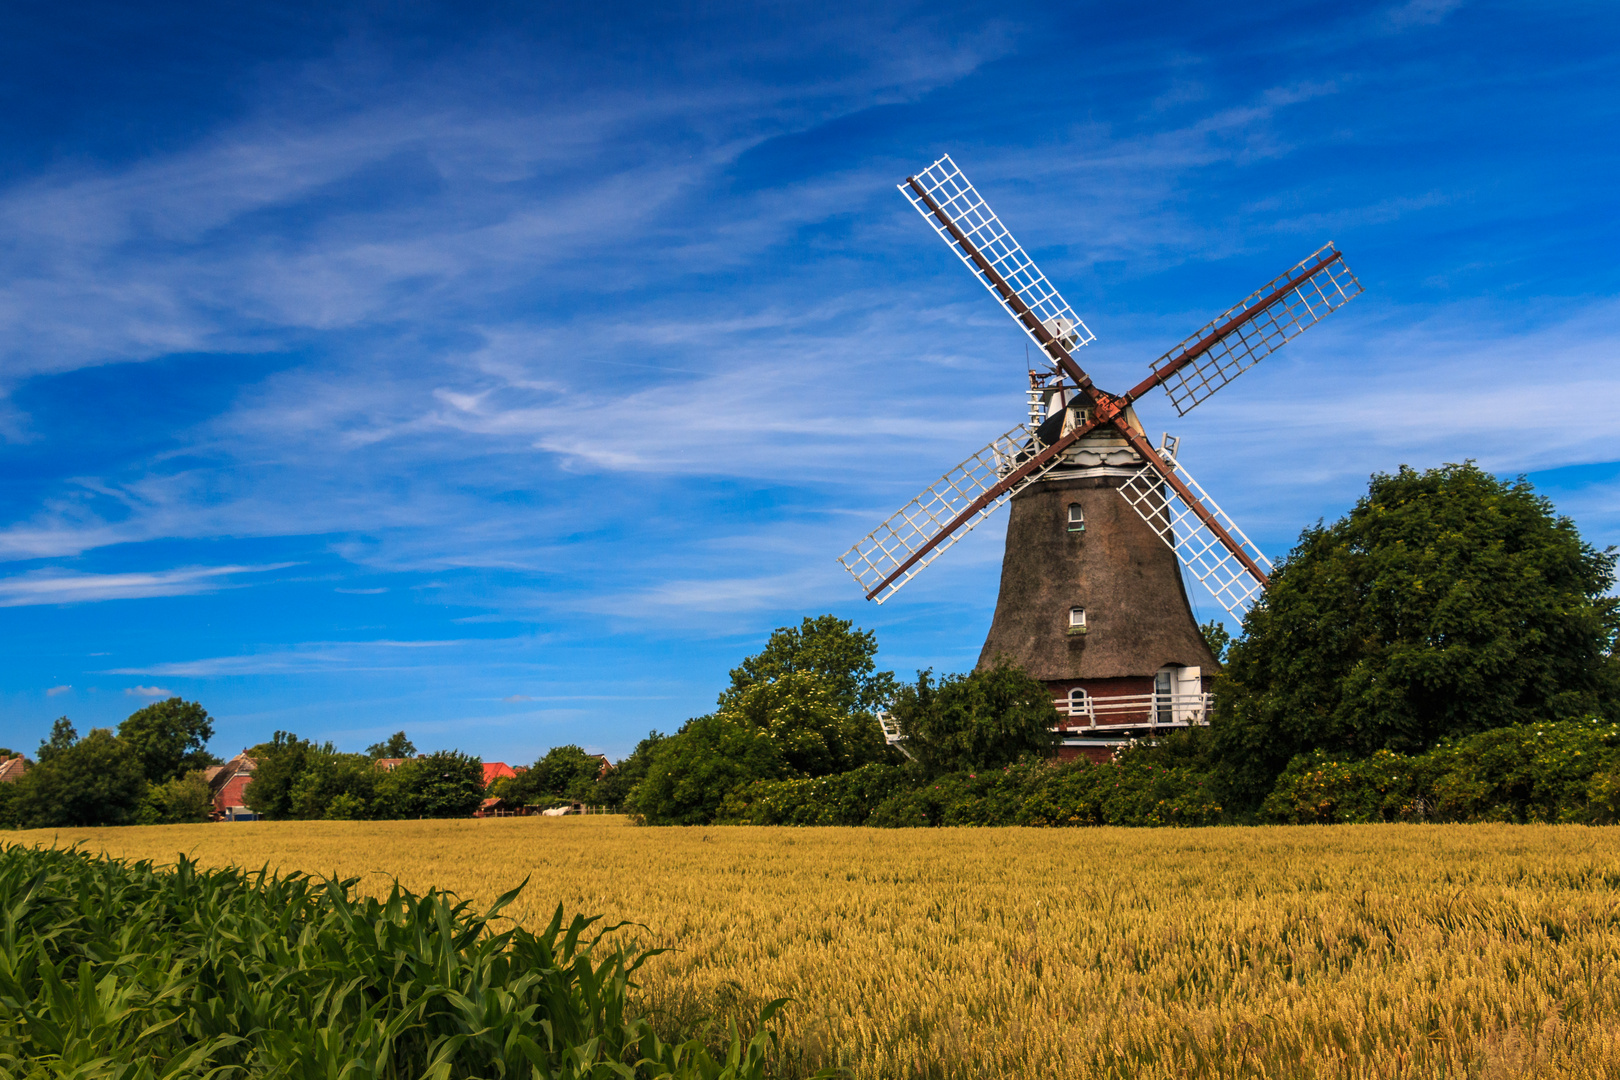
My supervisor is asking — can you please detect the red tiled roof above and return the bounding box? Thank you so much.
[482,762,517,786]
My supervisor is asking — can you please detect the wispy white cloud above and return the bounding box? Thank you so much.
[46,684,71,697]
[124,685,171,698]
[106,638,478,677]
[1383,0,1467,31]
[0,563,296,606]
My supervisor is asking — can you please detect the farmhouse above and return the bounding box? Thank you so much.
[0,754,28,783]
[206,753,258,820]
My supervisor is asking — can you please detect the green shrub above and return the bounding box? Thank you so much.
[136,770,213,825]
[1260,717,1620,824]
[0,844,819,1080]
[718,763,912,825]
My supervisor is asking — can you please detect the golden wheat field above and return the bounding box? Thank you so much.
[14,817,1620,1079]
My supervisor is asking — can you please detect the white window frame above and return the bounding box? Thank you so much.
[1067,502,1085,532]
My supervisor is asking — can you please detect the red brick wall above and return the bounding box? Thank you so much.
[214,773,253,816]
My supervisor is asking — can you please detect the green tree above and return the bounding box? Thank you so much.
[365,731,417,759]
[36,718,77,763]
[9,729,146,828]
[504,745,602,807]
[119,698,216,783]
[720,615,897,717]
[377,751,485,818]
[625,616,898,824]
[289,752,380,819]
[630,715,785,826]
[1212,463,1620,811]
[722,670,887,777]
[888,659,1061,777]
[243,732,323,820]
[1200,620,1233,666]
[138,771,214,824]
[591,732,664,809]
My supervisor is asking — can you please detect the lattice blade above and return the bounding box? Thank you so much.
[1153,243,1362,417]
[901,154,1095,367]
[1116,447,1274,619]
[840,425,1062,604]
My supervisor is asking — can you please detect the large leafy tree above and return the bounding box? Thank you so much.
[9,728,146,828]
[289,752,380,820]
[36,718,78,763]
[720,615,896,718]
[591,732,663,809]
[887,659,1061,776]
[243,732,325,820]
[503,745,603,807]
[376,751,485,819]
[119,698,217,783]
[630,715,785,826]
[1212,463,1620,809]
[721,670,887,777]
[629,616,898,823]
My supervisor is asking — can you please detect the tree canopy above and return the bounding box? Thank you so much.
[720,615,896,718]
[119,697,216,783]
[631,616,897,824]
[887,659,1060,776]
[630,714,786,826]
[1212,462,1620,808]
[379,751,485,818]
[36,718,78,764]
[8,728,146,828]
[501,745,602,807]
[365,731,417,759]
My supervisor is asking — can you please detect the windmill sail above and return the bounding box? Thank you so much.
[1141,243,1362,416]
[901,155,1095,370]
[839,424,1065,604]
[1115,442,1274,618]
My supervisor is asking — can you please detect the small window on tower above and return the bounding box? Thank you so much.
[1067,503,1085,532]
[1067,607,1087,635]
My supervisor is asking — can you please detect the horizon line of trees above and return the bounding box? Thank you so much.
[0,712,630,827]
[6,462,1616,831]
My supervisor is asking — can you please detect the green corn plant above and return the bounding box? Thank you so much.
[0,845,832,1080]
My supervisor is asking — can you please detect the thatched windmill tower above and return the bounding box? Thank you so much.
[839,154,1362,759]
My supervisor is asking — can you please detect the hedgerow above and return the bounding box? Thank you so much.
[715,744,1223,829]
[1260,716,1620,824]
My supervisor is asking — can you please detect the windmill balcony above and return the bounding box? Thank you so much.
[874,691,1213,761]
[1055,691,1211,731]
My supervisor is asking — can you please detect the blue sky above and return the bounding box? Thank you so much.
[1,0,1616,763]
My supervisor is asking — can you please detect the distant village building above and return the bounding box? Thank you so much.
[476,761,524,817]
[482,761,518,786]
[0,755,28,783]
[207,753,258,820]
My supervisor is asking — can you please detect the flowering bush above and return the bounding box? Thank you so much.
[1260,717,1620,824]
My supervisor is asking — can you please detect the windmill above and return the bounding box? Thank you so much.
[839,154,1362,759]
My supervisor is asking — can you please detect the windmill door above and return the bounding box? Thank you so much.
[1154,668,1174,725]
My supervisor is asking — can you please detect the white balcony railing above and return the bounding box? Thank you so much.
[876,691,1212,753]
[1055,692,1211,730]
